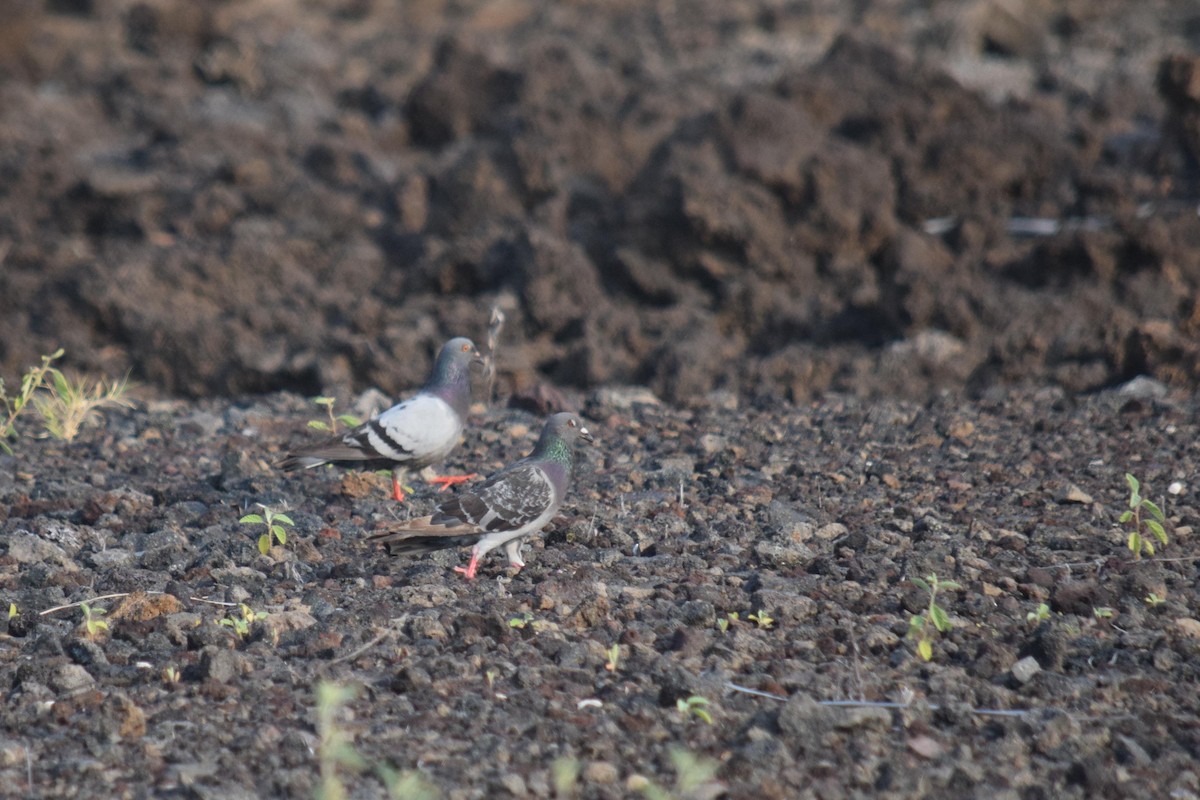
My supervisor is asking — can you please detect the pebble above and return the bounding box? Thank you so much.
[49,664,95,695]
[583,761,619,784]
[1010,655,1041,685]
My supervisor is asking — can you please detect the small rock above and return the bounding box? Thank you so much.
[196,646,241,683]
[655,456,695,476]
[777,695,835,742]
[497,772,527,796]
[1173,618,1200,640]
[753,540,815,568]
[907,734,944,759]
[766,501,815,542]
[88,549,136,569]
[6,533,78,570]
[1116,375,1168,400]
[592,386,661,409]
[698,434,727,455]
[49,664,95,695]
[583,761,619,784]
[1114,734,1152,767]
[815,522,849,541]
[835,706,892,730]
[0,738,28,767]
[1010,655,1041,685]
[1058,485,1093,504]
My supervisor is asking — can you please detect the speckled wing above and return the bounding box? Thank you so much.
[431,463,556,534]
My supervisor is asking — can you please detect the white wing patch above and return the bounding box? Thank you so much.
[365,393,462,463]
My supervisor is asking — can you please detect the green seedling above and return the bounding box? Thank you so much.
[376,765,439,800]
[240,503,294,555]
[163,665,181,684]
[604,644,621,672]
[0,348,63,454]
[747,610,774,629]
[8,602,17,620]
[676,695,713,724]
[508,612,535,630]
[1026,602,1051,625]
[716,612,739,633]
[219,603,265,639]
[315,681,367,800]
[1145,592,1166,608]
[33,368,132,442]
[308,396,362,434]
[629,747,722,800]
[1120,473,1167,560]
[907,572,961,662]
[551,756,580,798]
[1093,606,1114,620]
[80,602,109,640]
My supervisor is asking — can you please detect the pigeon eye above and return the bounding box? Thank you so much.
[461,343,470,352]
[568,419,576,427]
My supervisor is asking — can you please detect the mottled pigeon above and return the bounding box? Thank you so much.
[368,412,594,579]
[278,337,482,501]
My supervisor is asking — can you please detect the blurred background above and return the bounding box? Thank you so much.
[0,0,1197,405]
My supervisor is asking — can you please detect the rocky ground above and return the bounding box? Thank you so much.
[2,381,1200,799]
[2,0,1200,797]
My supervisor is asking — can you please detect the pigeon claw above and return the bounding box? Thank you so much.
[429,473,477,492]
[453,554,480,581]
[391,473,406,503]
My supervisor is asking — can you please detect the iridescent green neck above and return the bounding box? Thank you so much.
[533,434,573,469]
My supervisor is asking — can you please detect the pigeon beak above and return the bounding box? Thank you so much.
[579,426,594,444]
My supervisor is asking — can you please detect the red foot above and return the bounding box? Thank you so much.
[453,553,480,580]
[391,473,406,503]
[509,563,524,573]
[429,473,477,492]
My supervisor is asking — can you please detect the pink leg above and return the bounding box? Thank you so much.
[391,473,406,503]
[453,551,480,580]
[429,473,478,492]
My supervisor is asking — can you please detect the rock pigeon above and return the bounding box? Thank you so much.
[368,412,594,579]
[278,337,482,501]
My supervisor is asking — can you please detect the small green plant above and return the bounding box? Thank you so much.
[604,644,621,672]
[716,612,739,633]
[33,369,132,442]
[163,665,181,684]
[80,602,109,640]
[219,603,265,639]
[308,397,362,434]
[0,348,63,454]
[1120,473,1167,560]
[8,602,17,620]
[676,695,713,724]
[1145,592,1166,608]
[1093,606,1114,620]
[376,765,439,800]
[316,681,367,800]
[747,610,775,629]
[240,503,294,555]
[551,756,580,798]
[1026,602,1051,625]
[508,612,535,630]
[907,572,961,662]
[629,748,721,800]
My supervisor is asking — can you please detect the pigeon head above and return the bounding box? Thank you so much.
[426,337,481,415]
[533,412,594,465]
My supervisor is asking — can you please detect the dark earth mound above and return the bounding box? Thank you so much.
[1,0,1199,403]
[3,0,1200,797]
